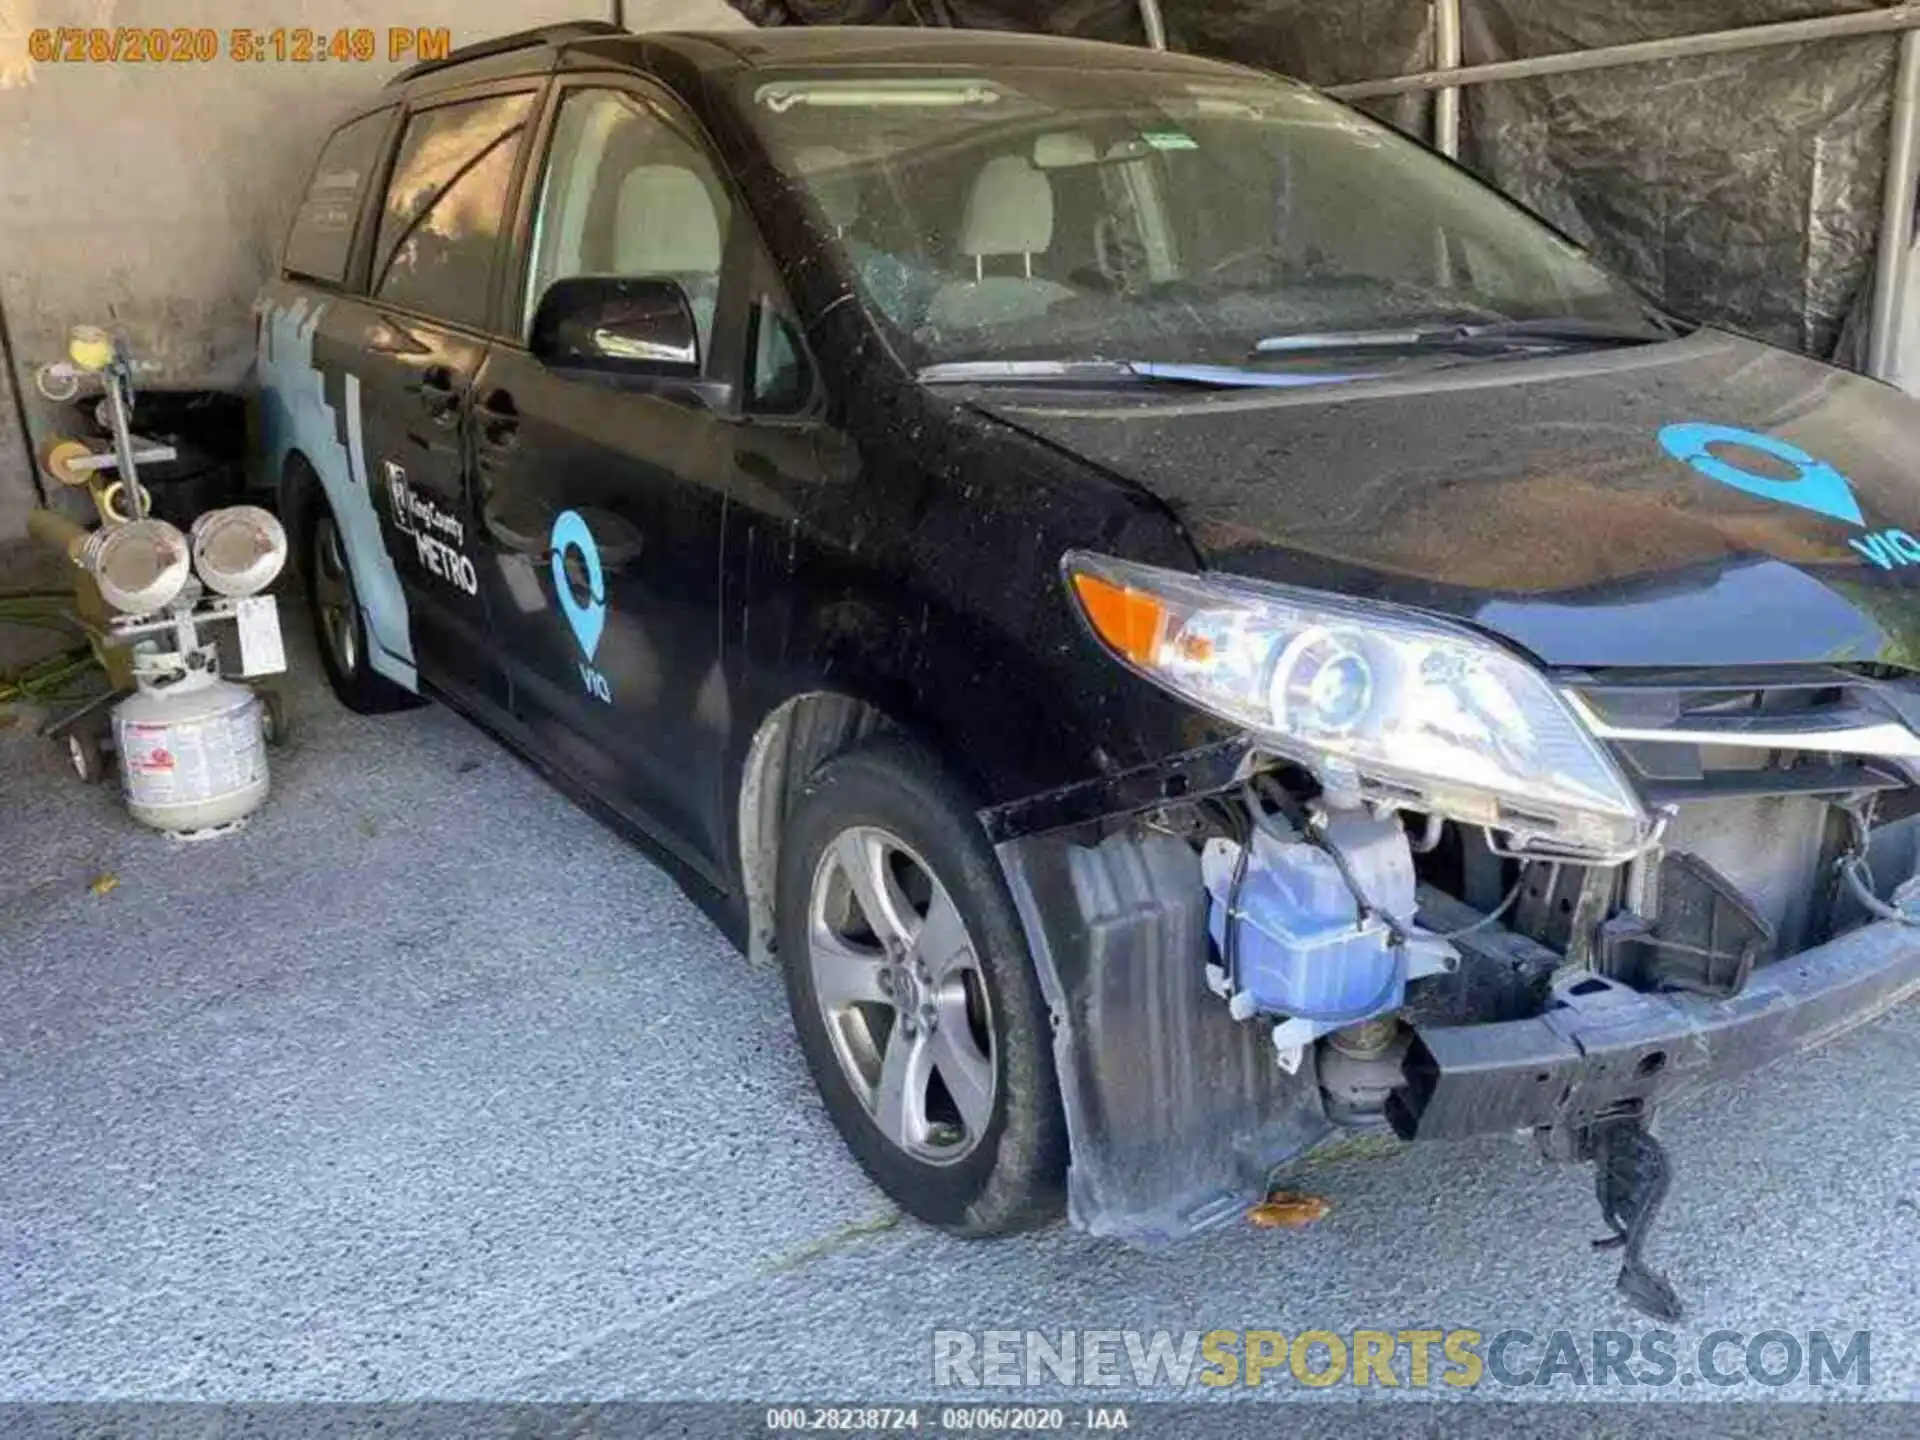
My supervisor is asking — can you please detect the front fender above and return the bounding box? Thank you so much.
[256,288,416,690]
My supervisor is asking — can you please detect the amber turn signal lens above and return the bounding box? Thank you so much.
[1070,570,1167,665]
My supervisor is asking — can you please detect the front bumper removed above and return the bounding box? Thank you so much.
[997,824,1920,1247]
[1391,912,1920,1141]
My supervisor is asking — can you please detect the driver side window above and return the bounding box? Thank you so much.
[526,88,734,366]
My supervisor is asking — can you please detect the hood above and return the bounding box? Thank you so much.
[971,330,1920,671]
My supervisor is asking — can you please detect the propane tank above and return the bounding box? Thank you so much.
[28,327,288,839]
[112,669,269,835]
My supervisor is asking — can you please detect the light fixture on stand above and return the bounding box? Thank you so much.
[27,328,292,836]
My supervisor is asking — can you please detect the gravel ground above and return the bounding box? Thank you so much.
[3,606,1918,1423]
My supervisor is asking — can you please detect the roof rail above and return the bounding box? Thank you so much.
[387,20,626,85]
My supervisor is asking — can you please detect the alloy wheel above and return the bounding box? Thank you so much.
[806,825,998,1165]
[312,515,360,677]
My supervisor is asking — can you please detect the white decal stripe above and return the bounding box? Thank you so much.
[255,295,417,691]
[345,373,370,491]
[342,371,419,684]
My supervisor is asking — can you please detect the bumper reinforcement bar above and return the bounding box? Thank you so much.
[1390,915,1920,1140]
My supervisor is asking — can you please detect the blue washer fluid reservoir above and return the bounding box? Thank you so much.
[1202,810,1411,1023]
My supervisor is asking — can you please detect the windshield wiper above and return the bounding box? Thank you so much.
[1460,315,1678,345]
[917,360,1141,384]
[916,359,1369,389]
[1251,316,1668,357]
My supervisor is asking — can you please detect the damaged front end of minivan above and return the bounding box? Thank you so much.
[985,554,1920,1321]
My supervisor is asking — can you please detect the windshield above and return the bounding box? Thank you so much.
[741,66,1666,373]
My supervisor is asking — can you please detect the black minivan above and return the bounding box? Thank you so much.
[260,21,1920,1315]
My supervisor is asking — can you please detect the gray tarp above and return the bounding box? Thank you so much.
[1453,0,1895,357]
[736,0,1901,360]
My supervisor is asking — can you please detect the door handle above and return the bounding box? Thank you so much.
[476,388,519,450]
[418,364,460,424]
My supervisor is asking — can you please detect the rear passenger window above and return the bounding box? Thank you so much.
[284,109,392,285]
[373,93,533,329]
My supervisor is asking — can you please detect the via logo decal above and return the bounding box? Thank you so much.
[1658,421,1920,571]
[550,509,613,703]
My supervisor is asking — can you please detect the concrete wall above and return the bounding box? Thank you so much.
[0,0,747,540]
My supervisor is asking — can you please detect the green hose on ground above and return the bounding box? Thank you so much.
[0,592,100,704]
[0,646,95,703]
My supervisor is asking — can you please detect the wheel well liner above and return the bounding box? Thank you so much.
[737,691,892,966]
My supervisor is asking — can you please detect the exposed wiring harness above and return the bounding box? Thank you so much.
[1836,795,1920,926]
[1263,774,1538,940]
[1433,855,1532,941]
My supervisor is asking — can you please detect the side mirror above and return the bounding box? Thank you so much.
[529,276,701,379]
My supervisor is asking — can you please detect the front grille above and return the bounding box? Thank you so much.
[1562,666,1920,804]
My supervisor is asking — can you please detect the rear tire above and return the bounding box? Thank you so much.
[775,735,1067,1235]
[300,480,422,716]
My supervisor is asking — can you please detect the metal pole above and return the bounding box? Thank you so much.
[1138,0,1167,52]
[1431,0,1462,158]
[101,359,143,515]
[1869,29,1920,381]
[1330,3,1920,101]
[0,294,41,508]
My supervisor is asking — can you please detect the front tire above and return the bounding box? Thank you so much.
[775,736,1066,1235]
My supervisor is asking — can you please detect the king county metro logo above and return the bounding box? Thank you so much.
[1657,420,1920,570]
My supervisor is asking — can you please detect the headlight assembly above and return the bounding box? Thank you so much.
[1064,551,1650,862]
